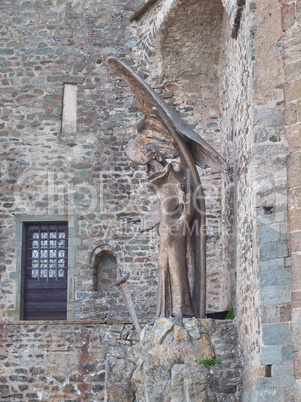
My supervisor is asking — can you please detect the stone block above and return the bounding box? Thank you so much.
[280,305,292,322]
[254,126,284,144]
[285,388,296,401]
[297,0,301,22]
[166,364,213,401]
[296,380,301,402]
[290,231,301,253]
[0,385,9,395]
[9,272,20,279]
[256,377,273,389]
[294,351,301,379]
[105,356,136,402]
[260,269,291,287]
[261,346,282,364]
[282,345,294,363]
[286,79,301,102]
[253,108,284,126]
[173,324,190,343]
[144,318,173,344]
[182,318,201,339]
[285,123,301,153]
[261,306,280,324]
[273,376,295,388]
[260,242,289,261]
[289,186,301,210]
[292,308,301,347]
[258,226,280,244]
[253,389,285,401]
[0,49,14,55]
[272,363,294,377]
[292,291,301,308]
[285,102,298,125]
[258,213,286,227]
[262,323,290,345]
[260,285,291,306]
[281,3,295,31]
[259,258,285,271]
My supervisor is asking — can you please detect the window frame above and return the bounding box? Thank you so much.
[11,215,80,321]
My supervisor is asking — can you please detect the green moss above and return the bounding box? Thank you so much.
[195,357,223,367]
[225,307,235,320]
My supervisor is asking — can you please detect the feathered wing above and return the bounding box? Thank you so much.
[107,56,229,173]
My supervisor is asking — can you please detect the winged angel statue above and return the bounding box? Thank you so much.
[108,57,228,319]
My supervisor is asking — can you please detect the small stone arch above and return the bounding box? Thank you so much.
[93,251,117,292]
[89,244,129,321]
[90,245,119,292]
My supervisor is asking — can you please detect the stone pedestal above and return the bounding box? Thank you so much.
[105,318,243,401]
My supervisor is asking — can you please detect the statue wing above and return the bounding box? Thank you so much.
[107,57,229,172]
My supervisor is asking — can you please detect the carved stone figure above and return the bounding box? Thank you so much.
[108,57,228,318]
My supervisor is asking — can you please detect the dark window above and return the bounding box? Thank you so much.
[24,224,68,320]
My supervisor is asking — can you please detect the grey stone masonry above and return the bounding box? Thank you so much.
[0,0,160,323]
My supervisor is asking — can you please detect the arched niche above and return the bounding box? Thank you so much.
[93,251,117,292]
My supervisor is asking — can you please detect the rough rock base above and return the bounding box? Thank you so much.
[105,318,243,401]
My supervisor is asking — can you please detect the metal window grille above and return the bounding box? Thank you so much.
[26,224,68,281]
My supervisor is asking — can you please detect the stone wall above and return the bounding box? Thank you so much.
[219,0,294,399]
[0,0,160,323]
[219,3,261,391]
[281,0,301,399]
[0,320,137,401]
[0,0,300,399]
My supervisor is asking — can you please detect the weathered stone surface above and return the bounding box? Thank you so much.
[165,364,215,402]
[144,318,173,344]
[262,323,290,345]
[173,324,191,343]
[211,321,241,362]
[292,308,301,351]
[291,253,301,291]
[286,79,301,103]
[281,3,296,31]
[105,319,243,401]
[146,336,214,370]
[294,352,301,379]
[105,356,136,401]
[261,346,282,365]
[0,322,137,400]
[182,318,202,339]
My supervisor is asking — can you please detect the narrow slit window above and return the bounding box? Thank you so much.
[62,84,77,133]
